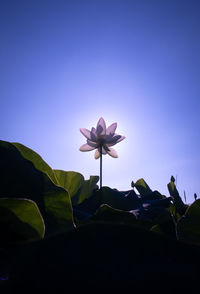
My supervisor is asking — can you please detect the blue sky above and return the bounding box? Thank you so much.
[1,0,200,203]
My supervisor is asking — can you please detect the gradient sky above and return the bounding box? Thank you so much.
[1,0,200,203]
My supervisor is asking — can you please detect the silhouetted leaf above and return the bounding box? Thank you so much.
[92,204,137,225]
[0,198,45,244]
[0,140,74,236]
[168,203,182,222]
[171,175,175,183]
[101,186,140,210]
[78,176,99,204]
[150,218,176,239]
[54,170,84,205]
[177,199,200,245]
[167,180,186,215]
[13,142,58,185]
[134,178,152,197]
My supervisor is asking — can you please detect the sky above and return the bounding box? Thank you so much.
[1,0,200,203]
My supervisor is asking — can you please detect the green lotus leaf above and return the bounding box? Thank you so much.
[134,178,152,197]
[177,199,200,245]
[150,217,177,239]
[13,142,59,185]
[100,186,139,210]
[54,170,84,205]
[0,140,74,236]
[168,203,182,222]
[92,204,137,224]
[0,198,45,244]
[167,180,186,215]
[78,176,99,204]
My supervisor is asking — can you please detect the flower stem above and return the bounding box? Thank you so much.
[100,144,102,189]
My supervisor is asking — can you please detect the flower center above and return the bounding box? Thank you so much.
[97,138,105,146]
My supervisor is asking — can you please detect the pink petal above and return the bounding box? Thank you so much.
[87,139,98,148]
[107,147,118,158]
[96,117,106,136]
[94,149,100,159]
[102,144,110,152]
[106,122,117,135]
[80,128,93,140]
[90,127,97,141]
[106,135,126,146]
[100,146,107,154]
[105,134,121,145]
[79,144,95,152]
[116,135,126,143]
[104,133,114,141]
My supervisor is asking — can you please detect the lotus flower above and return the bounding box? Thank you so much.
[79,117,125,159]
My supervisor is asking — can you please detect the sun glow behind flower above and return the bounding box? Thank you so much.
[71,109,140,191]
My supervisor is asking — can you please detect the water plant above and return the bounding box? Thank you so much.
[79,117,125,188]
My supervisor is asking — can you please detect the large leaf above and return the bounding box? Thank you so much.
[0,140,74,235]
[54,170,84,206]
[168,203,182,223]
[78,176,99,204]
[74,186,171,224]
[13,142,59,185]
[0,198,45,244]
[73,190,101,223]
[100,186,140,210]
[177,200,200,245]
[167,180,186,215]
[150,220,177,239]
[134,178,152,197]
[132,207,172,233]
[73,187,139,224]
[91,204,138,225]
